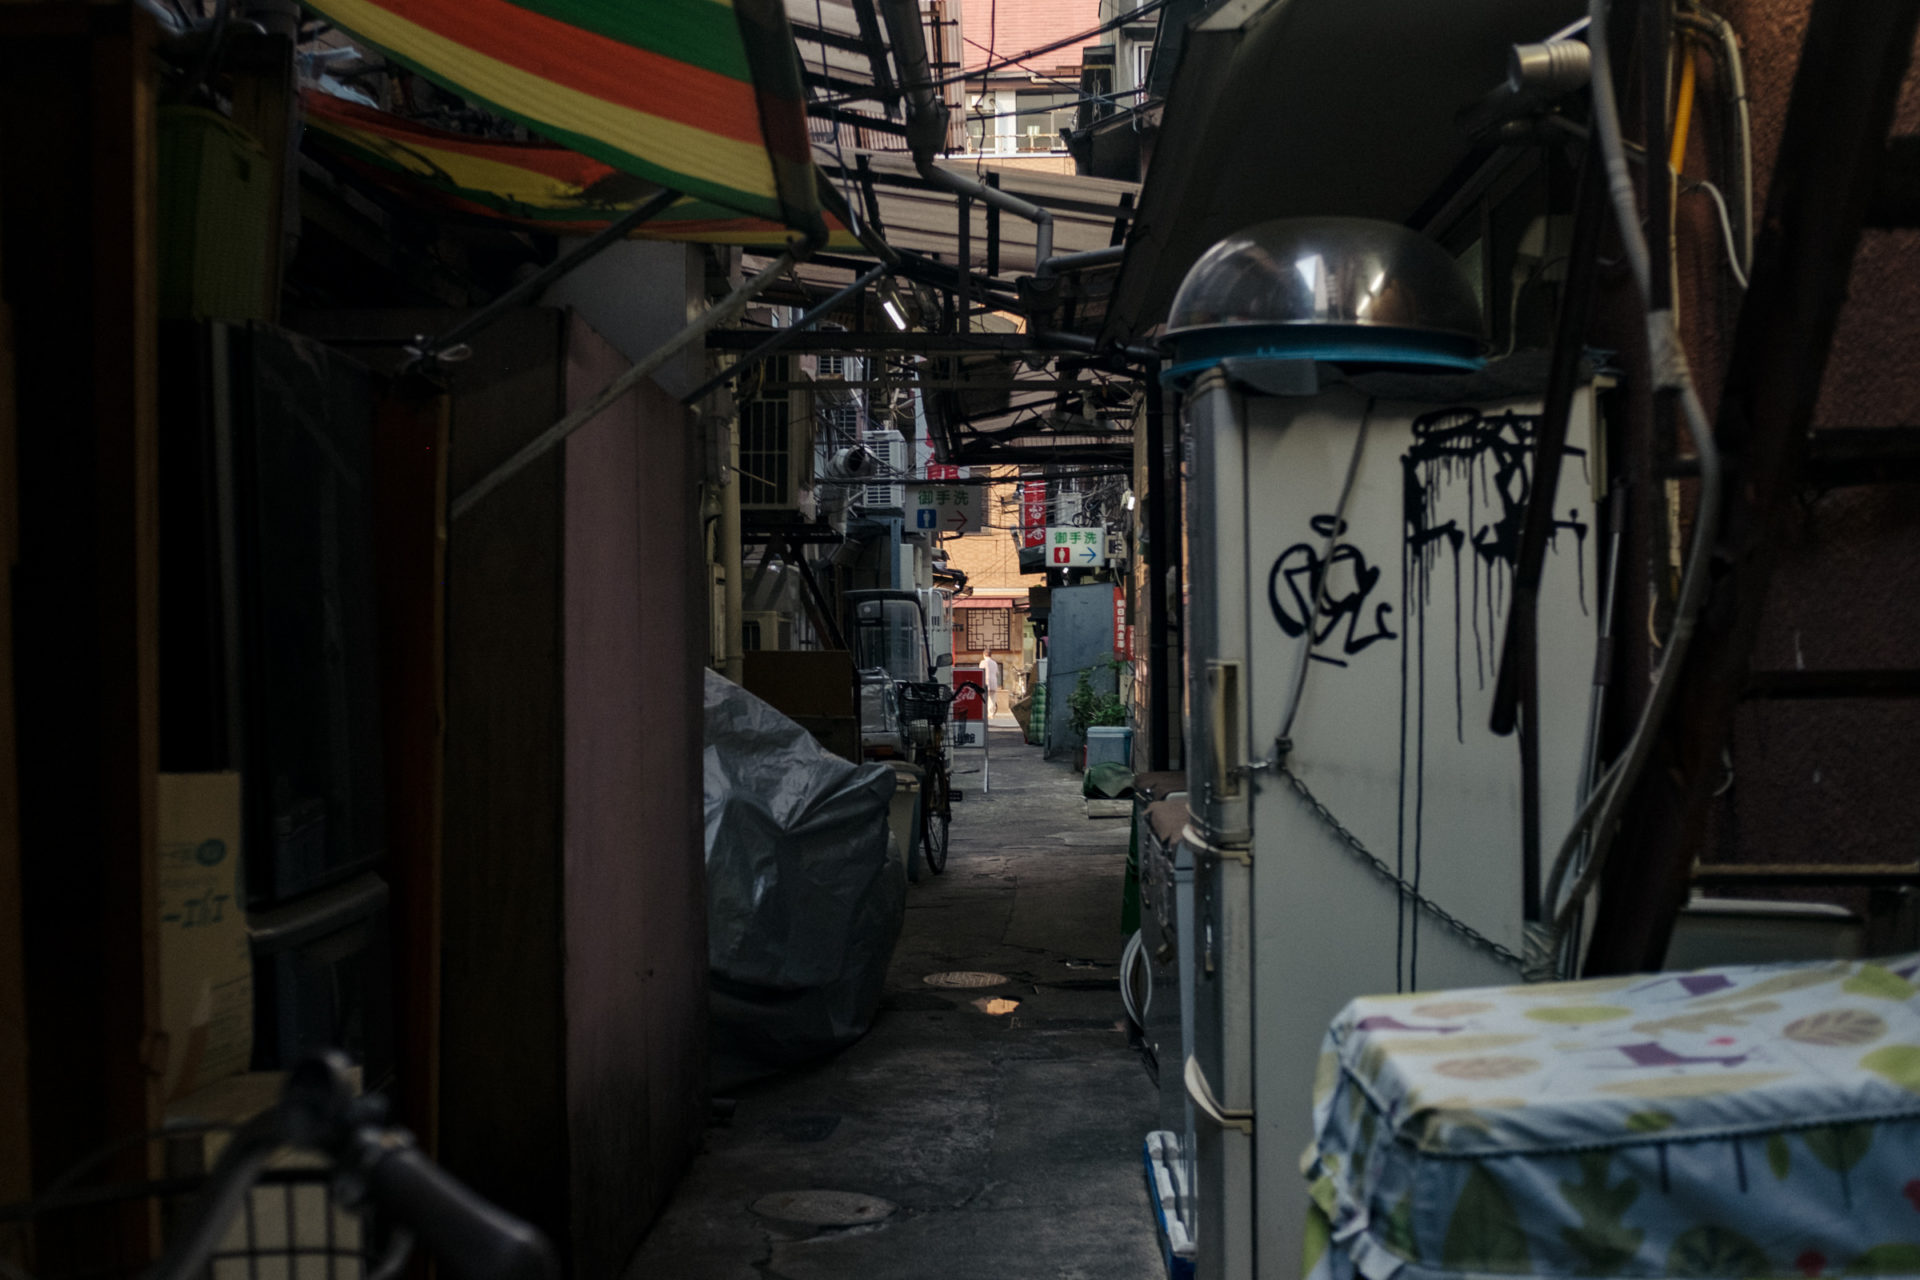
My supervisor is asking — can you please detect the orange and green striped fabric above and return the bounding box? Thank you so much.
[303,90,861,247]
[299,0,825,242]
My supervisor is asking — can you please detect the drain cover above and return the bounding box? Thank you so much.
[923,970,1009,988]
[750,1190,897,1228]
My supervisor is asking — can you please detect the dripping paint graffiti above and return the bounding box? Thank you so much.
[1392,404,1588,986]
[1401,406,1588,740]
[1268,515,1397,667]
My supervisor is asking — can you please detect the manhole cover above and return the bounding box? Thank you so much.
[923,971,1009,988]
[750,1190,897,1228]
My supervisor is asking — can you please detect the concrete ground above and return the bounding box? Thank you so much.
[628,723,1164,1280]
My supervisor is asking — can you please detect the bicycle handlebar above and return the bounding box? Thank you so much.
[358,1134,560,1280]
[144,1055,559,1280]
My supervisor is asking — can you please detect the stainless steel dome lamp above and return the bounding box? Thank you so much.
[1162,216,1486,381]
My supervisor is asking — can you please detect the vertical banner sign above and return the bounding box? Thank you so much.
[1021,480,1048,549]
[1112,588,1128,659]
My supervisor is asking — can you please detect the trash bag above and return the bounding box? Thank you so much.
[703,670,904,1089]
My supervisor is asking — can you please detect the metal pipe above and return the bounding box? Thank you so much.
[678,262,888,405]
[878,0,1056,268]
[450,250,796,521]
[1041,244,1126,275]
[414,187,681,366]
[721,415,744,683]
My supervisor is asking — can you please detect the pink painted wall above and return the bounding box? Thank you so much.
[561,314,708,1278]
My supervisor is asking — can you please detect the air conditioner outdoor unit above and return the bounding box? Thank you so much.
[739,359,816,517]
[856,427,907,512]
[741,610,794,652]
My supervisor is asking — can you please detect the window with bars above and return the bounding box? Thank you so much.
[739,392,791,505]
[962,608,1012,653]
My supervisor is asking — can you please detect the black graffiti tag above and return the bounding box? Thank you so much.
[1268,515,1398,668]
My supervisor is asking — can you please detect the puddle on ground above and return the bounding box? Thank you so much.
[970,996,1023,1016]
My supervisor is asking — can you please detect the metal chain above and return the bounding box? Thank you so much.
[1275,764,1527,972]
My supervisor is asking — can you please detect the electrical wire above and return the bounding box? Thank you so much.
[1529,0,1726,975]
[1684,177,1750,289]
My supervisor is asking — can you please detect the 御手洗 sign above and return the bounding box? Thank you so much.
[1047,525,1103,567]
[912,482,981,534]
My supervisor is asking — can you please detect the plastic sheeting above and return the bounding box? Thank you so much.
[704,670,904,1089]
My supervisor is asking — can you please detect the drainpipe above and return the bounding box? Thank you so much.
[721,416,745,683]
[878,0,1055,268]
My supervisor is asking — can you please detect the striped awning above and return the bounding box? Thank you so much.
[299,0,826,242]
[304,90,862,247]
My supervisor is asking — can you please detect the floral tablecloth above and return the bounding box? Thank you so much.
[1304,954,1920,1280]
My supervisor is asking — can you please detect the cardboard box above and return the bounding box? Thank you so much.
[157,773,253,1101]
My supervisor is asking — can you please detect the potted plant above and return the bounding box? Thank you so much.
[1066,661,1127,769]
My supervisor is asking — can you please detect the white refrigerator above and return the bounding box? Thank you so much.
[1179,368,1601,1280]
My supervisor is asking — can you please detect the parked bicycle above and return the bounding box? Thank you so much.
[0,1053,558,1280]
[899,678,986,875]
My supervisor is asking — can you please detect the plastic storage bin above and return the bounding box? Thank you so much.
[1086,725,1133,769]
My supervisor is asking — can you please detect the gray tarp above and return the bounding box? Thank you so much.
[703,670,903,1089]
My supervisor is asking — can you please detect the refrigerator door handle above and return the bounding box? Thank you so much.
[1184,1055,1253,1134]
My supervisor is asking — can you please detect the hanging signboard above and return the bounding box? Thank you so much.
[912,481,982,534]
[1048,525,1104,567]
[1021,480,1048,549]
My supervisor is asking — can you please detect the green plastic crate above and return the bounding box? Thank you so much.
[158,106,272,321]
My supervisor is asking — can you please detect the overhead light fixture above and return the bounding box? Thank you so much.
[878,276,911,331]
[1123,490,1136,511]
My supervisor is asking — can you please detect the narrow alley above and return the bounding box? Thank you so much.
[633,723,1163,1280]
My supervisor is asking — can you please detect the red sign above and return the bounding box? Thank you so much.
[1112,588,1128,658]
[1051,544,1071,565]
[927,463,959,481]
[951,667,987,721]
[1020,479,1047,549]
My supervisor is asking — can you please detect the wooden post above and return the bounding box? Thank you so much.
[1,5,162,1264]
[372,376,450,1153]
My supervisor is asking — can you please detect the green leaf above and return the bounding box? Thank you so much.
[1766,1134,1792,1180]
[1625,1110,1677,1134]
[1842,965,1917,1000]
[1667,1225,1771,1278]
[1803,1124,1874,1174]
[1862,1046,1920,1095]
[1444,1164,1532,1274]
[1557,1153,1643,1276]
[1849,1244,1920,1275]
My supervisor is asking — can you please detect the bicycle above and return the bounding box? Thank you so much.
[899,679,986,876]
[0,1054,558,1280]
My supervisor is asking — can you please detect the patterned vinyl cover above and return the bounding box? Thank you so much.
[1304,954,1920,1280]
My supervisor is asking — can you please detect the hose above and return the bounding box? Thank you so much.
[1528,0,1726,977]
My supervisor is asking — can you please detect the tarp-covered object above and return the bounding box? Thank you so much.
[1306,951,1920,1280]
[704,671,902,1087]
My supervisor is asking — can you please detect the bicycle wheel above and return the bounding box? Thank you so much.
[921,766,951,874]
